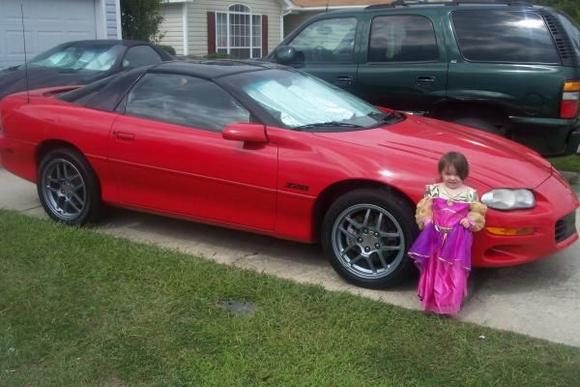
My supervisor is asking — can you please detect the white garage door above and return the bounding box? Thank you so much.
[0,0,97,69]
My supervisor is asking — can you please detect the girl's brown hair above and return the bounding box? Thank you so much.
[438,151,469,180]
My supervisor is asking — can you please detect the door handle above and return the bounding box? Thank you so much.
[416,76,436,83]
[113,130,135,141]
[334,75,353,86]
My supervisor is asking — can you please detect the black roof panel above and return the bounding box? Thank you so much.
[150,60,287,79]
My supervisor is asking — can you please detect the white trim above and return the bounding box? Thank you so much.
[115,0,122,39]
[182,3,189,55]
[280,13,284,40]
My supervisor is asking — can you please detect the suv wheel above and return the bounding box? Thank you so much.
[321,189,418,289]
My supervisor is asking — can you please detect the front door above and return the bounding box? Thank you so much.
[283,16,360,93]
[356,13,448,113]
[108,72,278,231]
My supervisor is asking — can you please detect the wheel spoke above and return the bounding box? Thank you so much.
[66,199,81,213]
[366,256,377,273]
[339,226,357,239]
[344,216,362,230]
[71,192,84,206]
[363,208,371,226]
[349,254,365,266]
[63,164,70,179]
[379,231,400,238]
[340,244,357,257]
[376,250,388,269]
[380,245,403,252]
[376,212,383,229]
[46,186,59,194]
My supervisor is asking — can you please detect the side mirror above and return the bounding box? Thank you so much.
[223,123,268,143]
[274,45,297,64]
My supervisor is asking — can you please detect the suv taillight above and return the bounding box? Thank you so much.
[561,81,580,119]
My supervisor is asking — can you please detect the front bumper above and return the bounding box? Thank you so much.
[472,171,578,267]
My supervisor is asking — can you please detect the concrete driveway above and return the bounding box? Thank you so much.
[1,168,579,347]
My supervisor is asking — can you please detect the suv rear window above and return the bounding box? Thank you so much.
[452,10,560,64]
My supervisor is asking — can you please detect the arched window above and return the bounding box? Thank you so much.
[216,4,262,59]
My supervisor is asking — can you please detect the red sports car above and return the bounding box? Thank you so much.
[0,61,577,288]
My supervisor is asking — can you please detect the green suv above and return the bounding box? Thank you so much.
[270,0,580,155]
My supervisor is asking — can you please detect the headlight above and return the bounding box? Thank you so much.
[481,189,535,210]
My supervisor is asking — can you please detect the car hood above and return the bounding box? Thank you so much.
[313,114,552,189]
[0,66,107,100]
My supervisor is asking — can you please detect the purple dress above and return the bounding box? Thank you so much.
[409,185,478,315]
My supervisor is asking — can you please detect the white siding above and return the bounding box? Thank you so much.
[159,3,185,54]
[187,0,283,57]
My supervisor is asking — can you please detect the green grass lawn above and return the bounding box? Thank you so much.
[548,154,580,173]
[1,210,580,386]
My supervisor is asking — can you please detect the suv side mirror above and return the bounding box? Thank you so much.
[275,46,297,64]
[223,123,268,143]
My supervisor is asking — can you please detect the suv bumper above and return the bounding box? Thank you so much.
[510,116,580,156]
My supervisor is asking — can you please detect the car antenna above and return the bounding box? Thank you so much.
[20,0,30,104]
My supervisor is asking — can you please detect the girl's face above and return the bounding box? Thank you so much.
[441,165,463,190]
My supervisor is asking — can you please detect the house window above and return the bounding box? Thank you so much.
[216,4,262,59]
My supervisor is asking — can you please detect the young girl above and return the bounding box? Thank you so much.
[409,151,486,315]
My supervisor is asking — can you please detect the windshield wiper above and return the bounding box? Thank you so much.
[368,112,403,124]
[294,121,363,130]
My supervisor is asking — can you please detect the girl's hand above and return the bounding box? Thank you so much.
[460,218,472,229]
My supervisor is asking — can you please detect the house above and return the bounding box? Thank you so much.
[158,0,392,58]
[0,0,121,69]
[283,0,391,38]
[159,0,283,58]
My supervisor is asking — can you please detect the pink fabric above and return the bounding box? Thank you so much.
[409,197,473,315]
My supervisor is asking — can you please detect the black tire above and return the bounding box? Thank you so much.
[321,188,419,289]
[37,148,101,225]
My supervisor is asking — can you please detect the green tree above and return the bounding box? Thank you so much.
[533,0,580,24]
[121,0,164,41]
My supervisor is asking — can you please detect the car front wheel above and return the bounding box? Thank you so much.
[321,189,418,289]
[37,148,101,225]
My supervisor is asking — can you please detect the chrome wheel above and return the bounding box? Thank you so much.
[331,203,405,280]
[41,158,87,221]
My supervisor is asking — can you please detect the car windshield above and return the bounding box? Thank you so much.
[229,69,399,130]
[29,44,124,71]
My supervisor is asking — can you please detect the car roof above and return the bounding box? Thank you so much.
[60,39,154,47]
[312,1,550,16]
[149,60,288,80]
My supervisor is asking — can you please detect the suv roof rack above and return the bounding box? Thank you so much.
[366,0,532,10]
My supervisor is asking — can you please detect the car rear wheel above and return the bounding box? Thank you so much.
[321,189,418,289]
[37,148,101,225]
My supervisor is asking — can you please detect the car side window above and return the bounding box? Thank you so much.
[368,15,438,63]
[124,73,250,132]
[122,46,163,69]
[452,11,560,64]
[288,18,357,63]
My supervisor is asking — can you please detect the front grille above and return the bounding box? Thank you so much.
[555,211,577,243]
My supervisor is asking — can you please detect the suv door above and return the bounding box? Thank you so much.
[276,16,360,92]
[356,11,448,112]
